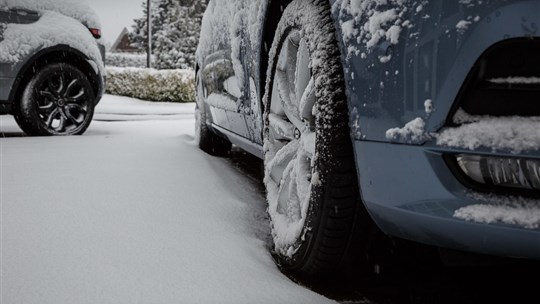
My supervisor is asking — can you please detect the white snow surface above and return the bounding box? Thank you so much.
[0,10,104,74]
[0,95,336,304]
[489,77,540,84]
[455,193,540,229]
[424,99,433,114]
[437,109,540,153]
[106,66,194,80]
[385,109,540,152]
[385,117,428,143]
[456,20,472,33]
[0,0,101,29]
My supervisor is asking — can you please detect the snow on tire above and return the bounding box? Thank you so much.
[263,0,367,280]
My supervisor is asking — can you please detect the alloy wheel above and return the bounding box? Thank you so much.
[265,30,318,253]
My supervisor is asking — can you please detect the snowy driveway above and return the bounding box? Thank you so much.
[0,95,336,304]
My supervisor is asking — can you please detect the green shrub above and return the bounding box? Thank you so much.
[105,67,195,103]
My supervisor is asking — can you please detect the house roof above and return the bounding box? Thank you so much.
[110,27,134,52]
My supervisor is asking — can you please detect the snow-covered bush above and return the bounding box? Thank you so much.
[106,52,152,68]
[106,67,195,103]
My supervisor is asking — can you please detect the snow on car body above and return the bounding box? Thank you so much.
[0,0,105,135]
[195,0,540,281]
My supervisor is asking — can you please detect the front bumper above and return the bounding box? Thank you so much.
[355,140,540,259]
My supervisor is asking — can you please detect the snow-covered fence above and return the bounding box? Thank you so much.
[105,52,150,68]
[105,67,195,103]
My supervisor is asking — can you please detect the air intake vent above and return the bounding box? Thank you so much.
[450,38,540,120]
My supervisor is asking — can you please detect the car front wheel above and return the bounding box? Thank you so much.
[263,0,374,282]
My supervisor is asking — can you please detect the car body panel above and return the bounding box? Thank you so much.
[355,140,540,258]
[196,0,266,149]
[330,0,540,143]
[328,0,540,258]
[196,0,540,259]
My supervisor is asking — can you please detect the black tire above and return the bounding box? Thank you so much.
[15,63,95,136]
[195,71,232,156]
[263,0,375,282]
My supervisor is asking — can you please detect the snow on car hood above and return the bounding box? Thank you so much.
[0,10,104,74]
[0,0,101,29]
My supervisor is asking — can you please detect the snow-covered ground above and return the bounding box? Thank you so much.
[0,95,336,304]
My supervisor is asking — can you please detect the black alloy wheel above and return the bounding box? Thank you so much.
[15,63,95,136]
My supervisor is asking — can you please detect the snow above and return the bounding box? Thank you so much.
[333,0,418,59]
[105,67,195,103]
[196,0,267,74]
[206,93,238,112]
[437,110,540,153]
[385,25,402,45]
[130,0,205,69]
[384,108,540,152]
[455,193,540,229]
[264,140,308,257]
[489,77,540,84]
[456,20,472,33]
[107,66,193,79]
[385,117,428,143]
[0,94,336,304]
[106,53,151,68]
[365,9,399,48]
[0,10,104,75]
[0,0,101,29]
[424,99,433,114]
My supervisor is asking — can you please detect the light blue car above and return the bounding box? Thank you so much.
[195,0,540,281]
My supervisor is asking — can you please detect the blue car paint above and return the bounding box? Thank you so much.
[198,0,540,259]
[332,0,540,142]
[330,0,540,258]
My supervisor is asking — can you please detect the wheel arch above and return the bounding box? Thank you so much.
[8,45,103,113]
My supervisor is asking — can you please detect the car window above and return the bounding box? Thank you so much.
[0,8,40,24]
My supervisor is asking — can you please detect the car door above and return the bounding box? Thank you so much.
[199,0,266,145]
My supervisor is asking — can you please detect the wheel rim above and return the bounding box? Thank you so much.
[36,70,90,134]
[265,30,317,255]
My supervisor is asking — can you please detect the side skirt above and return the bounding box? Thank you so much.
[211,123,264,159]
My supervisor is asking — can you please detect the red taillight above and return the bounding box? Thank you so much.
[89,28,101,39]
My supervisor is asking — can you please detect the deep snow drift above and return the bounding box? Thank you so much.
[0,95,336,304]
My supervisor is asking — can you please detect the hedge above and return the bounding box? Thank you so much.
[105,52,151,68]
[105,67,195,103]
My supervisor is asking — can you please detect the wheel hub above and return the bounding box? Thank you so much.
[294,128,301,139]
